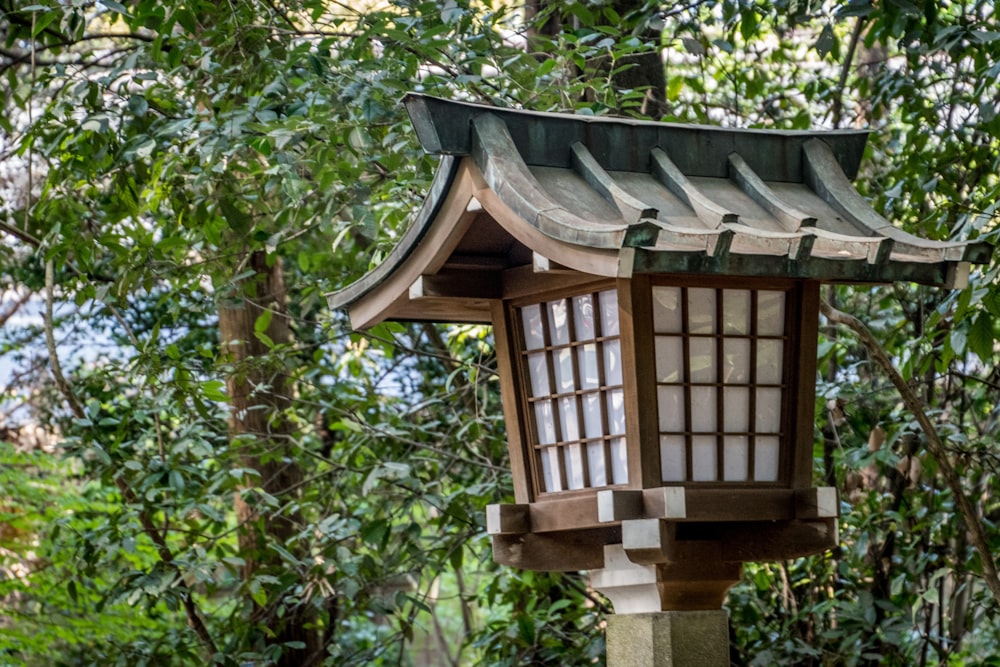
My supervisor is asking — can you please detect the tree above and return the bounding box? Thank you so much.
[1,0,999,665]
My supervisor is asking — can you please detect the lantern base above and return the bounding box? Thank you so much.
[606,610,730,667]
[590,544,741,613]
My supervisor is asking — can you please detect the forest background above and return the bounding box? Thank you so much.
[0,0,998,665]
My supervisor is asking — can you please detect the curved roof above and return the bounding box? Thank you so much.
[329,95,991,328]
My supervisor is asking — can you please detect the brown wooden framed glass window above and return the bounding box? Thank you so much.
[514,287,627,495]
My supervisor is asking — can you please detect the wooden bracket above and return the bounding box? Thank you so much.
[622,518,672,565]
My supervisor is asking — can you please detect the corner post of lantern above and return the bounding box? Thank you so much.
[326,94,992,667]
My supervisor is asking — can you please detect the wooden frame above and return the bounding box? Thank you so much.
[503,278,622,499]
[627,274,821,491]
[496,271,821,504]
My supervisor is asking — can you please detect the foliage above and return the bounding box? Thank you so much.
[0,0,998,665]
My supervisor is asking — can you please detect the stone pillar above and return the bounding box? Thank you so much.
[606,610,730,667]
[591,545,737,667]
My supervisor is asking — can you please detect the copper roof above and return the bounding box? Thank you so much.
[329,95,991,328]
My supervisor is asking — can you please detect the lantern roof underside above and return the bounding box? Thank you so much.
[329,95,992,328]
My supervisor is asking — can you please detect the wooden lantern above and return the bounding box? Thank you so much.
[329,95,990,612]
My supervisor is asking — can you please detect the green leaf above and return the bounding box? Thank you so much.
[815,24,835,58]
[968,312,994,362]
[135,137,156,159]
[250,582,268,608]
[201,380,228,402]
[169,470,184,492]
[254,309,273,335]
[100,0,131,16]
[31,9,58,37]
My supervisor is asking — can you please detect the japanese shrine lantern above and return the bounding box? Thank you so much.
[328,95,990,613]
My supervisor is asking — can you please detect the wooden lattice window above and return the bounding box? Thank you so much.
[652,284,789,484]
[517,289,628,493]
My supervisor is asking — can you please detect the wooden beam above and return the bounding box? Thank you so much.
[490,300,534,505]
[597,489,644,523]
[342,161,482,329]
[491,528,616,571]
[795,487,839,519]
[521,487,800,535]
[680,488,795,521]
[529,493,602,533]
[501,266,611,301]
[718,519,838,561]
[486,503,531,535]
[641,487,687,520]
[408,271,501,301]
[791,281,821,488]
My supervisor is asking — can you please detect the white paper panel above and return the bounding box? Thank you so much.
[583,393,604,438]
[723,338,750,384]
[660,435,686,482]
[756,388,782,432]
[690,387,716,432]
[723,436,749,481]
[756,340,784,385]
[521,304,545,350]
[655,336,684,383]
[691,436,717,481]
[554,348,575,393]
[688,288,717,334]
[565,444,585,490]
[559,397,580,442]
[578,343,600,389]
[723,290,751,334]
[573,294,596,340]
[757,291,785,336]
[599,290,620,336]
[652,286,682,333]
[534,401,558,445]
[723,387,749,432]
[754,437,780,481]
[607,389,626,435]
[610,437,629,484]
[587,441,607,487]
[527,352,550,396]
[689,338,716,383]
[542,447,562,492]
[657,386,685,432]
[603,339,623,386]
[547,298,570,345]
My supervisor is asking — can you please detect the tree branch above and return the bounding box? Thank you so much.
[821,300,1000,605]
[831,17,864,129]
[42,260,219,658]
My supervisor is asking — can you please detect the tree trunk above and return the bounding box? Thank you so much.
[527,0,668,117]
[218,249,322,665]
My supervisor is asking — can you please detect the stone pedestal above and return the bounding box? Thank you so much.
[591,544,736,666]
[605,610,730,667]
